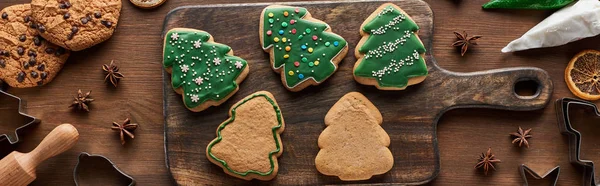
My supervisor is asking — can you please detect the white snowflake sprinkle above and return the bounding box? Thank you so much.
[193,40,202,48]
[181,64,189,73]
[234,61,243,69]
[194,77,204,85]
[171,33,179,40]
[213,58,221,65]
[190,94,199,103]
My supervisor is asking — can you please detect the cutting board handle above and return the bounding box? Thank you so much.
[442,67,553,111]
[21,124,79,171]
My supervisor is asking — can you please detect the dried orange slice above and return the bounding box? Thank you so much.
[565,50,600,100]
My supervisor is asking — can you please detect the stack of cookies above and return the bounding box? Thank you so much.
[0,0,122,88]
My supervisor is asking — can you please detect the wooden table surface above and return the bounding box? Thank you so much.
[1,0,599,185]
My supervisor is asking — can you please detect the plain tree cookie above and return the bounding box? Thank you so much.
[315,92,394,181]
[206,91,285,181]
[260,5,348,92]
[0,4,70,88]
[163,28,249,112]
[353,3,428,90]
[30,0,122,51]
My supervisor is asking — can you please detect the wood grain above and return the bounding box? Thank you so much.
[0,0,599,185]
[163,0,552,185]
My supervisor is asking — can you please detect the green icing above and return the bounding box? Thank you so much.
[482,0,575,10]
[163,29,248,109]
[207,93,283,177]
[261,6,347,89]
[354,5,428,89]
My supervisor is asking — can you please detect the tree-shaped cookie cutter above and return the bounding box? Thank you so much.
[556,97,598,186]
[73,152,136,186]
[519,164,560,186]
[0,89,40,144]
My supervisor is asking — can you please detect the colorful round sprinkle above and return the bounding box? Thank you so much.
[283,11,289,17]
[333,41,339,47]
[273,37,280,42]
[294,61,300,67]
[282,37,287,43]
[285,46,291,51]
[291,29,297,34]
[281,22,288,28]
[325,42,331,47]
[309,62,314,67]
[302,57,308,62]
[268,13,274,17]
[295,8,300,13]
[298,35,304,40]
[284,54,289,59]
[298,74,304,79]
[267,30,272,36]
[314,61,320,66]
[290,20,296,24]
[288,71,294,76]
[305,28,311,34]
[301,45,307,50]
[312,35,318,41]
[269,19,274,24]
[278,30,284,35]
[308,48,313,53]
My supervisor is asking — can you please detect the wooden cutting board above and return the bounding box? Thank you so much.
[162,0,554,185]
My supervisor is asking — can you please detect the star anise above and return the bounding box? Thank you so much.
[452,31,481,56]
[510,127,532,148]
[475,147,501,175]
[111,118,138,145]
[69,89,94,112]
[102,60,124,87]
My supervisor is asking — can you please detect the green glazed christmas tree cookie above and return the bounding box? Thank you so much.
[353,3,428,90]
[163,28,249,112]
[260,5,348,92]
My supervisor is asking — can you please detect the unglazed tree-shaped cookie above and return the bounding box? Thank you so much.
[260,5,348,92]
[206,91,285,181]
[163,28,249,112]
[353,3,428,90]
[315,92,393,181]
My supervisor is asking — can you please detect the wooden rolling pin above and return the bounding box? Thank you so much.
[0,124,79,186]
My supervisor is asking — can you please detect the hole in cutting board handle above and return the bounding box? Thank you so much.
[514,79,541,99]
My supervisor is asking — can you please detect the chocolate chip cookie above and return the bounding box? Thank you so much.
[30,0,122,51]
[0,4,70,88]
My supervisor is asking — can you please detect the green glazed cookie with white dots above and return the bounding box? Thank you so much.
[163,28,249,112]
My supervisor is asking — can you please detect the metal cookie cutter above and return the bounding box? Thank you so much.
[74,152,136,186]
[519,164,560,186]
[556,98,598,186]
[0,89,40,144]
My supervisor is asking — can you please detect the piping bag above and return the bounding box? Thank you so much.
[502,0,600,53]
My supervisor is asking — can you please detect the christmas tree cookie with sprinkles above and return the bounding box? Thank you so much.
[353,3,428,90]
[163,28,249,112]
[260,5,348,92]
